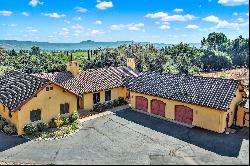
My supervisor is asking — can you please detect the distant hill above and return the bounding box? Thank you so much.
[0,40,201,51]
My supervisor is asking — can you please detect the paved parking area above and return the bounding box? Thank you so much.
[0,109,249,165]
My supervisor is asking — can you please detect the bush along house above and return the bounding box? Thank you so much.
[126,71,247,133]
[0,72,79,135]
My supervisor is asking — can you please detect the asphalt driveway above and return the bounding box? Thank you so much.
[0,109,249,165]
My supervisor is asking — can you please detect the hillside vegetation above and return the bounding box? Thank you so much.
[0,32,249,76]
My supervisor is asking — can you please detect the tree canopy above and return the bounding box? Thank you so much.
[0,32,249,76]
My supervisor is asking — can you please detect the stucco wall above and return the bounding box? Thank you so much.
[82,87,127,110]
[226,88,243,127]
[130,88,242,133]
[16,83,77,135]
[236,106,249,127]
[0,103,19,130]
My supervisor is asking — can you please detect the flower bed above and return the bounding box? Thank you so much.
[93,97,128,113]
[23,111,81,141]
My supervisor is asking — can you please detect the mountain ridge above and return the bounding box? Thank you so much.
[0,40,201,51]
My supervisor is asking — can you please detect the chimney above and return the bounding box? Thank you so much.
[127,58,136,70]
[66,53,80,77]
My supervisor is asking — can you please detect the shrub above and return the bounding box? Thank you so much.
[50,130,63,139]
[69,111,79,123]
[71,121,79,130]
[117,97,127,106]
[62,126,71,135]
[3,123,17,135]
[54,119,64,128]
[49,118,56,128]
[93,103,102,112]
[62,117,70,126]
[103,101,113,109]
[113,99,119,107]
[23,123,37,135]
[40,132,50,139]
[36,122,48,132]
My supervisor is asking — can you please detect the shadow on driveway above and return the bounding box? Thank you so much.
[0,132,28,152]
[115,109,249,157]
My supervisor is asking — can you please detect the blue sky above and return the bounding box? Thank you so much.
[0,0,249,44]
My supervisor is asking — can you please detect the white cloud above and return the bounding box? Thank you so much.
[203,15,220,23]
[185,24,199,29]
[159,24,170,30]
[9,24,17,27]
[62,27,69,31]
[146,12,196,22]
[21,12,29,16]
[246,12,249,16]
[74,29,83,34]
[173,8,183,13]
[71,24,84,30]
[0,10,13,16]
[239,20,249,27]
[218,0,248,6]
[237,17,244,22]
[216,20,239,29]
[110,24,126,30]
[2,23,17,27]
[162,14,196,22]
[145,12,168,19]
[90,29,104,35]
[42,12,66,18]
[110,23,144,31]
[203,15,240,30]
[64,20,70,24]
[26,26,38,33]
[75,7,88,13]
[29,0,44,7]
[233,12,238,16]
[94,20,103,25]
[96,1,113,10]
[73,17,82,21]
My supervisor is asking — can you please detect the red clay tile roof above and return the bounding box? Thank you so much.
[34,66,139,95]
[127,71,240,111]
[0,71,49,111]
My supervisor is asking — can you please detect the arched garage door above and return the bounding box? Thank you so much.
[136,96,148,112]
[175,105,193,125]
[151,99,166,117]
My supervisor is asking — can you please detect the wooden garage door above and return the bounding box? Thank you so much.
[136,96,148,112]
[175,105,193,125]
[151,99,166,117]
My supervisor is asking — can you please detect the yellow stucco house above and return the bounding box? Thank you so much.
[34,59,139,111]
[0,58,247,135]
[0,72,79,135]
[126,71,246,133]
